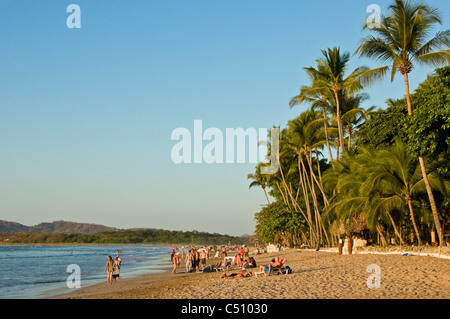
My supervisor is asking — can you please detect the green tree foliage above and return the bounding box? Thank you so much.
[1,229,251,245]
[254,201,308,247]
[402,66,450,174]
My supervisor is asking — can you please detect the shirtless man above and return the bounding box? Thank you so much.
[200,249,207,270]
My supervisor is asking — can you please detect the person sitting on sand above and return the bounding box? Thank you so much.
[221,269,252,279]
[248,256,257,267]
[258,257,282,275]
[243,256,257,269]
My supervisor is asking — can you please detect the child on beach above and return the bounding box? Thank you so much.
[114,256,121,275]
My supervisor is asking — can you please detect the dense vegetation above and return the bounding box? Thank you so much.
[248,0,450,248]
[0,229,251,245]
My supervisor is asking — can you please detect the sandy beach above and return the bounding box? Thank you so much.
[51,249,450,299]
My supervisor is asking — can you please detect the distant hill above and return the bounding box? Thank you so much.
[0,220,119,234]
[0,220,29,233]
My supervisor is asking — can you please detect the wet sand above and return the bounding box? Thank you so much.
[51,249,450,299]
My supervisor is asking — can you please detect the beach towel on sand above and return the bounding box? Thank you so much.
[202,265,214,272]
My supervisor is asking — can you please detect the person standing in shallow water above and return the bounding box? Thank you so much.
[104,256,115,284]
[172,249,181,274]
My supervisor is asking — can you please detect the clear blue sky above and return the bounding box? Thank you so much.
[1,0,449,236]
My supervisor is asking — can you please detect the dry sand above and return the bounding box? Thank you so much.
[51,249,450,299]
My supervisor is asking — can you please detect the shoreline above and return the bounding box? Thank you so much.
[51,248,450,299]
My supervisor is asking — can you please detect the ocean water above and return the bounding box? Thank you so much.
[0,244,171,299]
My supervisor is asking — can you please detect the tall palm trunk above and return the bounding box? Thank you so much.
[262,186,270,205]
[307,151,330,246]
[407,197,422,246]
[277,156,312,236]
[299,156,318,246]
[303,151,323,246]
[315,147,323,184]
[418,156,443,246]
[404,72,443,247]
[334,91,345,155]
[347,127,352,150]
[322,108,334,161]
[336,140,340,161]
[404,73,413,116]
[276,181,289,207]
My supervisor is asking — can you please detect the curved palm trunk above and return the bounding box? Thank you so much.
[407,198,422,246]
[299,157,318,246]
[334,91,345,155]
[387,211,406,245]
[376,224,388,247]
[276,181,289,207]
[322,108,334,161]
[277,157,312,234]
[404,72,443,247]
[418,156,443,246]
[308,151,330,246]
[262,187,270,205]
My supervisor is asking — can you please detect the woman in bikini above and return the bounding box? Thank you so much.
[104,256,115,284]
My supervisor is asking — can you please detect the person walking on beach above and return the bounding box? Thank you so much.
[170,248,175,262]
[104,256,115,284]
[191,248,198,272]
[114,256,121,275]
[172,250,180,274]
[185,250,193,272]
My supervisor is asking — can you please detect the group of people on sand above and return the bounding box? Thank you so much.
[170,245,252,275]
[104,254,122,284]
[214,255,257,271]
[171,246,210,274]
[222,256,289,279]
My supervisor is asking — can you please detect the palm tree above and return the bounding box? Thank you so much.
[286,109,332,246]
[355,0,450,245]
[290,72,337,161]
[247,164,271,205]
[340,93,375,150]
[366,138,448,245]
[322,152,371,251]
[296,47,386,157]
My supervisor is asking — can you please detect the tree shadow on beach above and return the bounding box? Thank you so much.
[295,266,339,273]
